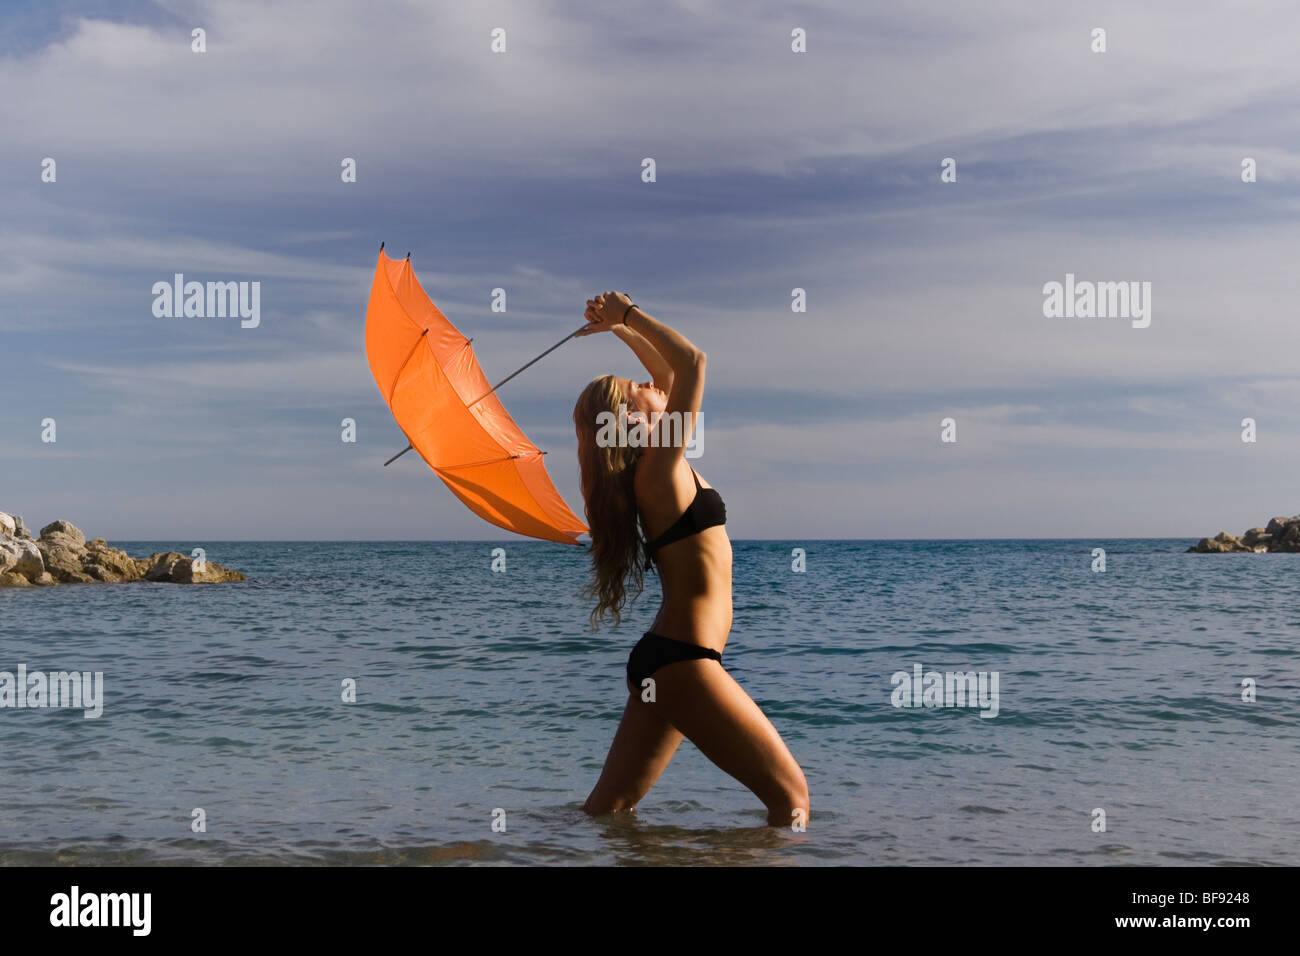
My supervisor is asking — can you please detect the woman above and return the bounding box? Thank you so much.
[572,291,810,827]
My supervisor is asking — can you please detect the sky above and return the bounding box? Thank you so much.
[2,0,1298,541]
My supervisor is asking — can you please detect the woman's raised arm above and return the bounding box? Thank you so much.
[611,323,674,392]
[580,291,704,475]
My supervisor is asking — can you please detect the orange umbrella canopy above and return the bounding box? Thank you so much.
[365,249,588,545]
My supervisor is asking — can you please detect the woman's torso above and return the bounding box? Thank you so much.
[635,460,732,654]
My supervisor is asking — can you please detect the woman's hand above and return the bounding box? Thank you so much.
[575,291,634,337]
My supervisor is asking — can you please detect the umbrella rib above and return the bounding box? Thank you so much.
[382,326,584,466]
[438,451,544,471]
[388,328,429,405]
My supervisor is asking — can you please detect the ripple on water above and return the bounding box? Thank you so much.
[1,539,1298,865]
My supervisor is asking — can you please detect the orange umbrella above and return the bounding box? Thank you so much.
[365,246,589,545]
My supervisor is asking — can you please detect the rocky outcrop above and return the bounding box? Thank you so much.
[0,515,245,587]
[1189,514,1300,553]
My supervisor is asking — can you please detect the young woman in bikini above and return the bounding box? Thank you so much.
[571,291,810,827]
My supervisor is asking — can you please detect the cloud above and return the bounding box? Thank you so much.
[4,0,1300,537]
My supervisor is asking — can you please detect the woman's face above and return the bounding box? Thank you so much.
[620,377,667,419]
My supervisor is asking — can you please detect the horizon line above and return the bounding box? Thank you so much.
[72,535,1215,543]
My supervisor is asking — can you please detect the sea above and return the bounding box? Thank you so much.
[1,539,1296,866]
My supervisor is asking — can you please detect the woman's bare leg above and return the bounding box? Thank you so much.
[583,691,684,814]
[651,659,810,826]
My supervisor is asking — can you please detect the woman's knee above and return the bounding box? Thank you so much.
[762,770,810,824]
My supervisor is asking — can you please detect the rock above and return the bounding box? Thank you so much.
[1214,532,1251,552]
[182,559,245,584]
[0,513,14,536]
[143,551,245,583]
[13,539,44,580]
[12,515,30,538]
[36,535,88,582]
[1188,532,1253,553]
[1275,523,1300,553]
[1264,515,1300,537]
[83,563,120,582]
[1241,527,1268,547]
[0,537,45,580]
[143,552,186,581]
[0,571,33,588]
[32,571,56,586]
[39,520,86,547]
[41,531,85,552]
[83,540,142,582]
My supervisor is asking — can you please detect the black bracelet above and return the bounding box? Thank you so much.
[621,302,637,325]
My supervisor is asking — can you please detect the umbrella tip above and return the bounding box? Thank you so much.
[379,240,385,252]
[406,251,411,260]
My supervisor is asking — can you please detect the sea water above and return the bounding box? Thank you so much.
[1,539,1296,866]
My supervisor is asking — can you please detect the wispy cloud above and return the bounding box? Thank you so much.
[3,0,1299,538]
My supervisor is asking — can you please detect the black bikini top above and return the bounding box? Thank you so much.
[643,466,727,561]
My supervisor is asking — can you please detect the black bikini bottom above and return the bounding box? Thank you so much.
[626,630,723,693]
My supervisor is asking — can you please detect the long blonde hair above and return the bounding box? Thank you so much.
[573,374,647,630]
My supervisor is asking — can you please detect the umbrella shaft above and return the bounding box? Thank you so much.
[467,325,587,406]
